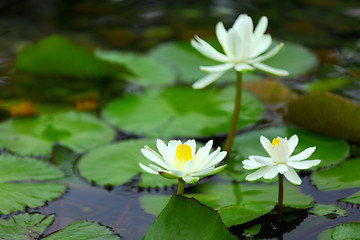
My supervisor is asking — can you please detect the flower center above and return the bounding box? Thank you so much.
[272,138,280,150]
[174,144,193,170]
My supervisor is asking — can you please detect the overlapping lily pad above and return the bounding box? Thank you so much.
[102,86,264,138]
[0,154,65,215]
[311,158,360,191]
[140,181,314,227]
[15,35,126,78]
[0,213,120,239]
[0,111,115,156]
[78,139,177,187]
[308,204,347,217]
[288,92,360,143]
[330,222,360,240]
[224,126,349,182]
[144,196,237,240]
[95,49,175,86]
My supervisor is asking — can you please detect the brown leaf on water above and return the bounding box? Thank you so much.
[287,92,360,142]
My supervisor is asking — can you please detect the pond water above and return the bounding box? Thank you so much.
[1,0,360,239]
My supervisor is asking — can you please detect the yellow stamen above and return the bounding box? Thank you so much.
[174,144,193,170]
[272,138,280,150]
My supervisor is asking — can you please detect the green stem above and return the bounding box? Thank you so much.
[278,174,284,222]
[177,178,185,195]
[224,72,243,153]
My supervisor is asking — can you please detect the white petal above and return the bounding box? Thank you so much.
[245,167,268,181]
[149,164,165,172]
[140,146,169,169]
[196,147,219,171]
[200,63,234,72]
[263,166,279,179]
[226,28,239,60]
[195,140,213,167]
[191,36,228,62]
[277,164,288,174]
[288,147,316,161]
[183,160,195,173]
[184,139,196,159]
[201,151,227,170]
[283,167,302,185]
[234,63,254,72]
[242,159,264,169]
[287,135,298,157]
[216,21,230,56]
[252,62,289,76]
[183,176,199,184]
[260,136,272,156]
[190,166,215,177]
[253,16,268,41]
[250,34,272,58]
[167,140,181,164]
[249,43,284,63]
[170,168,185,178]
[253,156,274,165]
[192,71,225,89]
[139,163,159,174]
[286,160,321,169]
[156,139,170,163]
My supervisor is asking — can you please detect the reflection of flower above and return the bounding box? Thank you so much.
[139,139,227,183]
[191,14,289,89]
[242,135,320,185]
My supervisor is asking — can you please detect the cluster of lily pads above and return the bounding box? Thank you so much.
[0,13,360,239]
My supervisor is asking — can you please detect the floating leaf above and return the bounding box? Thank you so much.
[143,195,237,240]
[102,86,264,138]
[331,222,360,239]
[140,181,313,227]
[78,139,177,187]
[0,213,54,239]
[288,92,360,143]
[312,158,360,191]
[304,77,351,92]
[223,126,349,182]
[0,111,115,156]
[0,154,65,215]
[308,204,347,217]
[341,190,360,204]
[15,35,126,78]
[95,49,175,86]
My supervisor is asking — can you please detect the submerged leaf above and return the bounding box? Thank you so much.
[288,92,360,143]
[102,86,264,138]
[143,196,237,240]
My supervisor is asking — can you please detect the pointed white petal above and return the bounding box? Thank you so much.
[245,167,268,181]
[283,167,302,185]
[277,164,288,174]
[141,146,169,169]
[253,16,268,41]
[263,166,279,179]
[287,135,298,157]
[190,166,214,177]
[139,163,159,174]
[225,28,238,60]
[252,62,289,76]
[234,63,254,72]
[196,147,219,171]
[170,168,185,178]
[288,147,316,161]
[249,43,284,63]
[242,159,264,169]
[184,139,196,159]
[253,156,274,165]
[195,140,213,166]
[191,36,228,62]
[200,63,234,72]
[201,151,227,170]
[192,71,225,89]
[216,21,230,56]
[167,140,181,164]
[260,136,272,155]
[149,163,165,172]
[250,34,272,58]
[286,160,321,169]
[156,139,170,163]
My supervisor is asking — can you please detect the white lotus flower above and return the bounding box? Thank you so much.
[242,135,321,185]
[191,14,289,89]
[139,139,227,184]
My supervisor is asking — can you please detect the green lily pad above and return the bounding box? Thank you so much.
[308,204,347,217]
[78,139,177,187]
[331,222,360,239]
[95,49,175,86]
[305,77,351,92]
[0,213,120,240]
[0,154,65,215]
[0,111,115,156]
[288,92,360,143]
[102,86,264,138]
[311,158,360,191]
[15,35,126,78]
[140,181,313,227]
[0,213,54,239]
[224,126,349,182]
[143,195,237,240]
[341,190,360,204]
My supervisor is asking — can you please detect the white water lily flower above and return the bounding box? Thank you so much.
[139,139,227,184]
[242,135,321,185]
[191,13,289,89]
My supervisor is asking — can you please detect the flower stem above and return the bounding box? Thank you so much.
[224,71,243,153]
[177,178,185,195]
[278,173,284,222]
